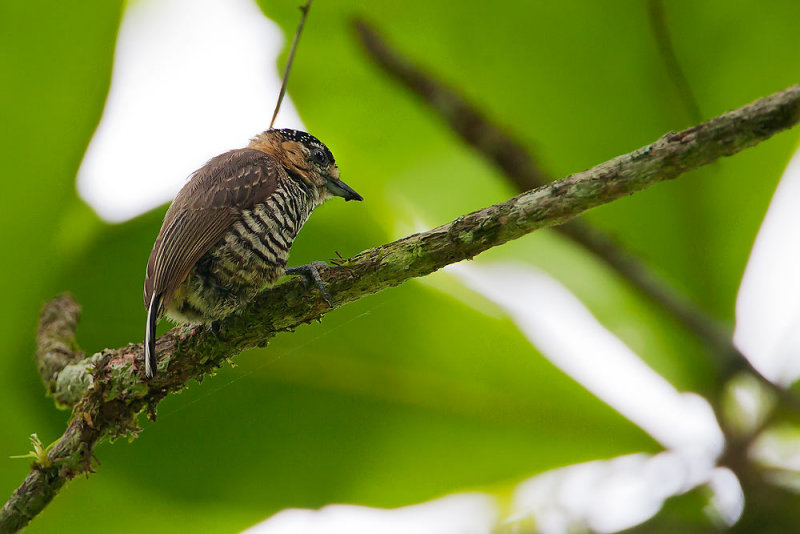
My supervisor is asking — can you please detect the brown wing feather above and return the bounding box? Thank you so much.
[143,148,281,311]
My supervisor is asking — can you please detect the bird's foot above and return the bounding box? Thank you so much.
[286,261,334,308]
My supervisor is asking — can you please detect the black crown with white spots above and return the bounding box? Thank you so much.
[274,128,334,164]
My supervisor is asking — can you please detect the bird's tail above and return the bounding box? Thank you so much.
[145,293,161,378]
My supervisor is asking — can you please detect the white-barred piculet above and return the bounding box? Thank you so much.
[143,129,362,378]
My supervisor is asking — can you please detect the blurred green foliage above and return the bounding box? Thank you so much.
[1,0,800,532]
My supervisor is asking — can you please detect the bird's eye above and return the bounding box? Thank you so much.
[311,149,328,166]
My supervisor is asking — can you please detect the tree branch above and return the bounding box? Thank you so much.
[2,83,799,533]
[353,19,737,366]
[35,294,86,407]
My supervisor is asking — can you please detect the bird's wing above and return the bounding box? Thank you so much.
[143,148,282,310]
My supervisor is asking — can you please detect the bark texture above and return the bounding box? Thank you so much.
[1,82,800,533]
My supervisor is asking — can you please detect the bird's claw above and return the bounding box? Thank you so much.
[286,261,334,308]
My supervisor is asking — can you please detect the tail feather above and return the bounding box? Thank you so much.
[145,294,161,378]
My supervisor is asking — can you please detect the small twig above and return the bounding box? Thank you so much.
[269,0,313,129]
[2,82,800,533]
[648,0,703,124]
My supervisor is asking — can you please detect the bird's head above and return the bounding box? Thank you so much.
[249,129,363,202]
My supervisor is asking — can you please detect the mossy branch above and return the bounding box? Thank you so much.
[353,19,736,367]
[34,294,85,406]
[1,83,799,533]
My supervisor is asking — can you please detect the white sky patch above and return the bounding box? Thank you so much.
[705,467,744,528]
[448,262,724,457]
[751,425,800,479]
[722,373,776,437]
[241,494,498,534]
[735,144,800,386]
[507,451,732,534]
[77,0,304,223]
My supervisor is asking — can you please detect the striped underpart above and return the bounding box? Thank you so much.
[167,176,325,323]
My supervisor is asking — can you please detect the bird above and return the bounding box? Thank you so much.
[143,128,362,378]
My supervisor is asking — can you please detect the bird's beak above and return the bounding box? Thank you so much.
[326,177,363,201]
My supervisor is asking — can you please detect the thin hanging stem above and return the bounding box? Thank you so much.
[270,0,313,129]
